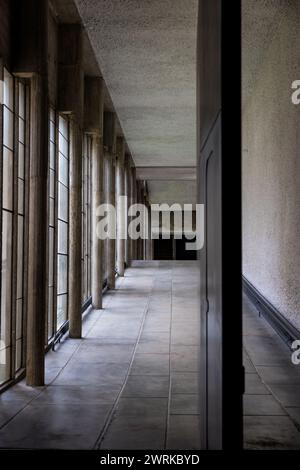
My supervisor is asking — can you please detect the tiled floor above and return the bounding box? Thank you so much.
[243,293,300,450]
[1,260,299,450]
[0,261,200,450]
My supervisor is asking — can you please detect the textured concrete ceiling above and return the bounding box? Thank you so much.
[75,0,198,168]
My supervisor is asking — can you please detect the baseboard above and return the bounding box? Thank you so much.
[243,276,300,348]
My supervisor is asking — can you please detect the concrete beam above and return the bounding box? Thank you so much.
[84,77,104,135]
[57,24,84,119]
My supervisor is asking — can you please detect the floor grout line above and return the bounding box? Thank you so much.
[94,272,155,450]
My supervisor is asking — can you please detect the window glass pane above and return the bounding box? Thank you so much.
[19,117,25,144]
[49,169,55,199]
[18,179,24,215]
[59,133,68,158]
[3,107,14,150]
[16,216,24,299]
[59,116,68,139]
[58,220,68,255]
[3,147,13,211]
[15,338,22,372]
[57,255,68,295]
[3,69,13,110]
[50,120,55,143]
[1,211,13,373]
[48,287,54,339]
[49,197,55,227]
[16,299,23,340]
[58,153,69,187]
[0,346,11,385]
[18,143,25,179]
[18,82,25,119]
[58,183,68,222]
[50,108,55,123]
[48,227,54,286]
[50,141,55,170]
[57,294,67,329]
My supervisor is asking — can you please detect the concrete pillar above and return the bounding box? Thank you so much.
[27,74,48,385]
[12,0,49,386]
[58,25,84,338]
[69,118,83,337]
[124,155,132,266]
[146,202,152,260]
[116,137,126,276]
[84,77,104,309]
[103,112,117,289]
[131,166,137,261]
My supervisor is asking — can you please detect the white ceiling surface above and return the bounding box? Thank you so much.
[75,0,198,168]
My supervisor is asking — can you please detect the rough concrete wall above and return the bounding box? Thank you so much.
[0,0,11,67]
[242,1,300,330]
[48,11,58,107]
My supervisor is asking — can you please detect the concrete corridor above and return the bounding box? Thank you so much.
[0,261,200,450]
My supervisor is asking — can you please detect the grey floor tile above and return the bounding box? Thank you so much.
[245,373,270,395]
[122,375,170,398]
[244,416,300,450]
[171,372,199,394]
[0,403,111,449]
[170,394,200,415]
[256,365,300,386]
[131,354,170,376]
[34,385,119,405]
[243,394,286,416]
[286,408,300,427]
[171,346,200,372]
[70,342,135,364]
[115,397,168,417]
[0,401,26,428]
[101,415,166,450]
[271,384,300,407]
[54,362,128,386]
[167,415,201,450]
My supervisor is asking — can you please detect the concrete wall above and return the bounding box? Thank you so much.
[242,1,300,330]
[0,0,12,67]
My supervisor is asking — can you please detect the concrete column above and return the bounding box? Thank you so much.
[146,202,152,260]
[124,155,132,266]
[131,166,137,261]
[116,137,126,276]
[58,25,84,338]
[84,77,104,309]
[69,117,83,338]
[103,112,117,289]
[12,0,49,386]
[91,134,103,307]
[27,74,48,386]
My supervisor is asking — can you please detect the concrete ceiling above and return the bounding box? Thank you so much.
[74,0,198,169]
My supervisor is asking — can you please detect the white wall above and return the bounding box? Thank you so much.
[243,1,300,330]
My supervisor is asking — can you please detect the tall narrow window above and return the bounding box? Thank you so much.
[1,69,28,386]
[82,135,92,305]
[15,81,27,371]
[47,108,57,340]
[57,115,69,330]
